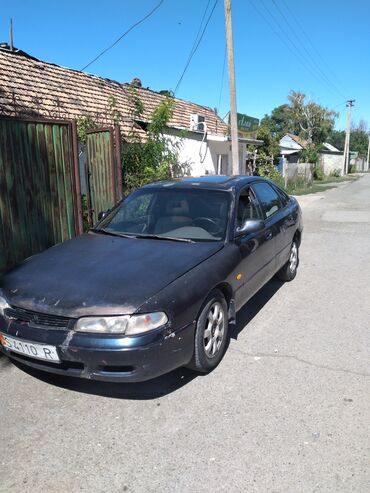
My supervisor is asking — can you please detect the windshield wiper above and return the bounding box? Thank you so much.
[90,229,136,239]
[91,230,194,243]
[134,234,194,243]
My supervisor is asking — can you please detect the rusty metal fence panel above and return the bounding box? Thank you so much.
[86,128,118,225]
[0,118,80,273]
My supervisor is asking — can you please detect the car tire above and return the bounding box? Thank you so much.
[187,289,228,373]
[276,239,299,281]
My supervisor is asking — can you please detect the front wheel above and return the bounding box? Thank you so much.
[187,290,228,373]
[276,239,299,281]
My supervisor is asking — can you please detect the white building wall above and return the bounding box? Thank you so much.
[320,153,344,175]
[166,129,247,176]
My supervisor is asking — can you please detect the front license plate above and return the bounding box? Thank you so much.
[0,333,60,363]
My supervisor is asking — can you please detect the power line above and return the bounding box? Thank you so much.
[280,0,348,98]
[259,0,343,99]
[80,0,165,72]
[270,0,347,100]
[179,0,212,83]
[248,0,345,102]
[333,100,348,109]
[174,0,219,95]
[248,0,317,82]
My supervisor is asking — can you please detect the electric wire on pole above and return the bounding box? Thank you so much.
[224,0,239,175]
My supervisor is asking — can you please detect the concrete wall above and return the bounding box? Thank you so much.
[286,161,314,184]
[319,152,344,176]
[351,156,368,172]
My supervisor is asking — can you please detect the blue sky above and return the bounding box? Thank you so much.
[1,0,369,130]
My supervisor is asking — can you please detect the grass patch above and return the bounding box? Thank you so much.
[290,184,337,196]
[271,172,360,196]
[316,174,358,183]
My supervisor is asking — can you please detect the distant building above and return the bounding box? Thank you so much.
[279,133,345,176]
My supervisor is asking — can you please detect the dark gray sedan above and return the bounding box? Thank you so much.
[0,175,302,381]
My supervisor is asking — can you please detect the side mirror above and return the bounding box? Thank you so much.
[235,219,264,237]
[98,210,109,221]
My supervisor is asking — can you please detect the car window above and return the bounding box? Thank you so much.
[236,187,263,227]
[109,192,153,221]
[272,185,290,207]
[252,182,282,219]
[96,189,231,242]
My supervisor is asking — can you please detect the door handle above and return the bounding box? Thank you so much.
[265,230,273,241]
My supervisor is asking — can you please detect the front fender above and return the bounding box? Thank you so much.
[135,243,242,329]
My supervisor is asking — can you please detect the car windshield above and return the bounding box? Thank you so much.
[95,188,231,242]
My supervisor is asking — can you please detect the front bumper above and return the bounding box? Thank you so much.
[0,317,195,382]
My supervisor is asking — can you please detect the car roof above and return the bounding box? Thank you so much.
[141,175,263,192]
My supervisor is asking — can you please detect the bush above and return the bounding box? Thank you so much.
[313,165,325,181]
[257,162,284,189]
[329,168,341,178]
[300,144,320,165]
[122,94,184,194]
[123,170,171,196]
[286,177,309,194]
[349,164,357,173]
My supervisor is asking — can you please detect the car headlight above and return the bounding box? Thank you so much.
[74,312,168,335]
[0,295,10,316]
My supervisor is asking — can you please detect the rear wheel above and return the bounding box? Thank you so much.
[276,239,299,281]
[187,290,228,372]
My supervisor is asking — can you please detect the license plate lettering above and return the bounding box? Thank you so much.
[0,333,60,363]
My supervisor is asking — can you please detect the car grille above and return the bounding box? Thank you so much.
[4,306,72,329]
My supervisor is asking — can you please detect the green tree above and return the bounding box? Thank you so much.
[247,126,284,187]
[122,89,185,193]
[326,129,345,150]
[288,91,337,145]
[327,120,369,157]
[349,120,369,157]
[260,104,292,138]
[262,91,338,146]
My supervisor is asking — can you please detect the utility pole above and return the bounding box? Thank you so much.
[342,100,355,174]
[224,0,239,175]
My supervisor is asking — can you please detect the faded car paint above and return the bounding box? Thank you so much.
[0,176,303,382]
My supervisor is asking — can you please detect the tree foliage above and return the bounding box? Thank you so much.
[260,104,291,138]
[246,126,282,184]
[287,91,337,145]
[261,91,338,145]
[327,120,369,157]
[326,129,345,151]
[76,116,96,143]
[122,89,184,193]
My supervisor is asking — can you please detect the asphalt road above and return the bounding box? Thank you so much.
[1,175,369,493]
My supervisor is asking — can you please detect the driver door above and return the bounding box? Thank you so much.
[234,186,275,309]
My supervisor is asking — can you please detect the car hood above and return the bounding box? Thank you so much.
[0,233,223,318]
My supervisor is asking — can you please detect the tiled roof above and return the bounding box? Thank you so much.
[286,133,308,149]
[0,48,228,137]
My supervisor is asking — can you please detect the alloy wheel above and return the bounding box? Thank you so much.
[203,301,225,358]
[289,242,298,273]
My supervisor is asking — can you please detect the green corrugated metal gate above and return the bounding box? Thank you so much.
[85,127,122,226]
[0,118,82,273]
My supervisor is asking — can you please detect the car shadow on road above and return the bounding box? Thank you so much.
[10,359,201,400]
[6,278,284,400]
[229,278,284,340]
